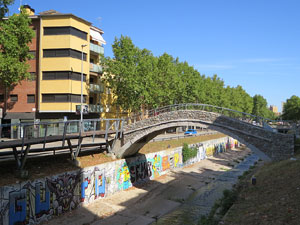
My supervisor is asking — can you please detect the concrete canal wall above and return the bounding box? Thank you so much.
[0,136,240,225]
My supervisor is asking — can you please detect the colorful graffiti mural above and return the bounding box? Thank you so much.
[116,162,131,190]
[0,136,240,225]
[128,160,152,184]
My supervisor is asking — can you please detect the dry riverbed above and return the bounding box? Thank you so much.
[43,147,251,225]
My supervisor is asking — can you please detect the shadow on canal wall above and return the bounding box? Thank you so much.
[0,136,240,225]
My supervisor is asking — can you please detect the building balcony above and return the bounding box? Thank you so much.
[90,63,102,74]
[90,83,104,93]
[89,104,103,113]
[90,42,104,55]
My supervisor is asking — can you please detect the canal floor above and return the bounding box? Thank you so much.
[43,148,257,225]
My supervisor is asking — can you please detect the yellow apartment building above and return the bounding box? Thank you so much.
[37,9,107,121]
[1,6,125,137]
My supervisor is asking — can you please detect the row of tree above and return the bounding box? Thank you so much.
[102,36,275,119]
[1,1,298,121]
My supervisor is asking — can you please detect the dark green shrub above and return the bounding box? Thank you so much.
[182,143,198,162]
[295,138,300,153]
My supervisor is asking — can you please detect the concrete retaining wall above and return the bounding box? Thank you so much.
[0,137,239,225]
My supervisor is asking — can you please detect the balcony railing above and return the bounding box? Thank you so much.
[89,104,104,113]
[90,43,104,55]
[90,63,102,73]
[90,83,104,93]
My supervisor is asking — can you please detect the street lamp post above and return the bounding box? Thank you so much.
[81,44,87,132]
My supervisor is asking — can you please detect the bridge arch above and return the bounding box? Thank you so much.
[112,109,294,161]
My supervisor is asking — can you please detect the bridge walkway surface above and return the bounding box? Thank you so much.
[43,147,257,225]
[0,129,117,172]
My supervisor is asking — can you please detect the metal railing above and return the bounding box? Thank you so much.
[0,118,124,143]
[90,42,104,55]
[90,83,104,93]
[122,103,284,131]
[89,104,104,113]
[90,63,102,73]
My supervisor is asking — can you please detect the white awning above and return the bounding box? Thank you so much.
[90,29,106,45]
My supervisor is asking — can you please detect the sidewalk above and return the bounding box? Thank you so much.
[43,147,254,225]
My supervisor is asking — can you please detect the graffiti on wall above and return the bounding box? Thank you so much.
[149,154,162,179]
[162,156,170,171]
[46,173,81,215]
[115,152,183,190]
[80,168,106,203]
[117,162,131,190]
[169,153,180,168]
[0,137,238,225]
[0,167,109,225]
[129,160,152,184]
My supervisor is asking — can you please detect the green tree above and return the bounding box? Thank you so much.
[252,94,274,119]
[282,95,300,121]
[0,4,35,111]
[103,36,157,112]
[0,0,14,18]
[104,35,273,117]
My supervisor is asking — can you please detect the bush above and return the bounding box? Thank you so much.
[182,143,198,162]
[295,138,300,153]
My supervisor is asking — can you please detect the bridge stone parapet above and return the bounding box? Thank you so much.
[113,110,294,161]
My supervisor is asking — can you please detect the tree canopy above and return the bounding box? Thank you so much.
[103,36,273,118]
[0,3,35,88]
[0,0,14,18]
[252,95,275,119]
[282,95,300,121]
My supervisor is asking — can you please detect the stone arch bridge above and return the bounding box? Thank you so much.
[111,104,294,161]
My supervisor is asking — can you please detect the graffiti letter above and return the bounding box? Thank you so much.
[81,172,91,202]
[9,190,27,225]
[162,156,170,171]
[35,182,50,216]
[95,170,105,198]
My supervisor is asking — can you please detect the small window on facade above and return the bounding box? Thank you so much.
[55,94,69,102]
[43,72,56,80]
[55,49,69,57]
[43,50,56,57]
[43,49,86,61]
[56,71,70,79]
[27,95,35,103]
[42,94,55,102]
[10,95,18,102]
[44,27,87,40]
[28,72,36,81]
[29,51,36,59]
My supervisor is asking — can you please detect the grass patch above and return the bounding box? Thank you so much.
[182,143,198,162]
[222,154,300,225]
[220,167,230,171]
[139,133,227,154]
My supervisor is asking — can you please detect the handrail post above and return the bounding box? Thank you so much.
[92,120,96,142]
[62,121,67,148]
[21,125,26,157]
[43,124,48,150]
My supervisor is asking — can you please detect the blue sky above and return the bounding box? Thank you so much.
[9,0,300,112]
